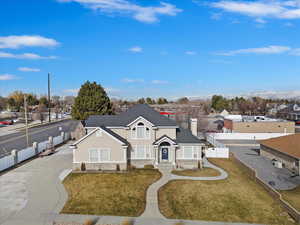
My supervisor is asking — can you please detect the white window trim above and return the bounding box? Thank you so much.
[88,148,111,163]
[177,146,202,160]
[131,124,151,140]
[131,145,153,160]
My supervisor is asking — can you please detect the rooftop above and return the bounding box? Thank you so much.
[259,134,300,159]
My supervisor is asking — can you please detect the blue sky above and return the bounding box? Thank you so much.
[1,0,300,99]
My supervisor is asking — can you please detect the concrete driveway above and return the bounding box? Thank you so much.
[0,144,72,225]
[230,146,300,190]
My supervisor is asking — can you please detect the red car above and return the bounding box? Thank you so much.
[295,121,300,125]
[0,120,13,125]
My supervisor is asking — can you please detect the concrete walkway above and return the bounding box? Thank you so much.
[141,158,228,218]
[0,144,72,225]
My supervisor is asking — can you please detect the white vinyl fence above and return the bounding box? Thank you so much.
[207,132,291,141]
[38,141,48,153]
[205,147,229,158]
[0,132,70,172]
[0,155,14,171]
[205,134,229,158]
[53,136,63,146]
[17,147,35,163]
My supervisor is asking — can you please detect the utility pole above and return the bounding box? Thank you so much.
[24,95,29,147]
[48,73,51,123]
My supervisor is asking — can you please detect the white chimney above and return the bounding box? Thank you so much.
[190,118,198,137]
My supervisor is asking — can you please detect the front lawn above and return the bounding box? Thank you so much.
[281,186,300,212]
[159,157,295,225]
[61,169,161,217]
[171,168,220,177]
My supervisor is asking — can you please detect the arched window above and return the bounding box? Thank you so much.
[131,122,150,139]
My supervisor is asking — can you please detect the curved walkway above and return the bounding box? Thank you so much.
[141,158,228,219]
[170,158,228,181]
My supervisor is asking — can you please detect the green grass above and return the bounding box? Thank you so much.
[159,157,295,225]
[280,186,300,212]
[171,168,220,177]
[61,169,161,217]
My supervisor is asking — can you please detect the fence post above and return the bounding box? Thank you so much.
[32,142,38,155]
[61,131,65,142]
[48,136,53,148]
[11,149,18,165]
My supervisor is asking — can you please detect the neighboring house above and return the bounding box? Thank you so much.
[277,104,300,121]
[259,134,300,175]
[70,104,205,170]
[223,115,295,133]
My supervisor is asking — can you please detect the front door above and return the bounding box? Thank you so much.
[161,147,169,161]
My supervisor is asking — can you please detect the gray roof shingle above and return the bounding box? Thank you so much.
[85,104,202,144]
[86,104,177,127]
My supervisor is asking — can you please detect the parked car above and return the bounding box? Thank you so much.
[0,120,13,125]
[295,120,300,125]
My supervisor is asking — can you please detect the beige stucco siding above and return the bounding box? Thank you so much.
[110,128,128,139]
[156,128,176,140]
[74,130,126,163]
[232,121,295,133]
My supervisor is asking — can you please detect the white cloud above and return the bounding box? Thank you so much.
[0,74,18,81]
[185,51,197,55]
[122,78,144,83]
[105,87,120,93]
[152,80,169,84]
[18,67,41,72]
[0,35,59,49]
[57,0,182,23]
[290,48,300,55]
[215,45,291,56]
[211,0,300,22]
[0,51,57,60]
[63,89,79,94]
[128,46,143,53]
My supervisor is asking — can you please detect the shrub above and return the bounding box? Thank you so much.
[83,219,93,225]
[144,164,154,169]
[127,164,136,171]
[116,164,120,171]
[198,160,202,170]
[121,219,134,225]
[81,162,86,171]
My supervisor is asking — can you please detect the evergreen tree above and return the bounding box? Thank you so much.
[72,81,113,120]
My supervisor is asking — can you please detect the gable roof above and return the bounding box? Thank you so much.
[176,127,203,144]
[71,127,129,147]
[85,104,178,127]
[259,134,300,159]
[153,135,177,145]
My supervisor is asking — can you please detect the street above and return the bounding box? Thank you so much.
[0,119,79,157]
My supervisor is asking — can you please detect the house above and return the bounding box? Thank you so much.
[223,115,295,133]
[70,104,205,170]
[259,134,300,175]
[277,104,300,121]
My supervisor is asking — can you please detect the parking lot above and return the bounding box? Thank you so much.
[229,146,300,190]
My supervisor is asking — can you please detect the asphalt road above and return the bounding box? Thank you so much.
[0,119,79,157]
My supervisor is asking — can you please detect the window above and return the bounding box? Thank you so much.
[89,149,99,162]
[132,145,150,159]
[136,145,146,159]
[183,146,193,159]
[131,122,150,139]
[89,149,111,162]
[100,149,110,161]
